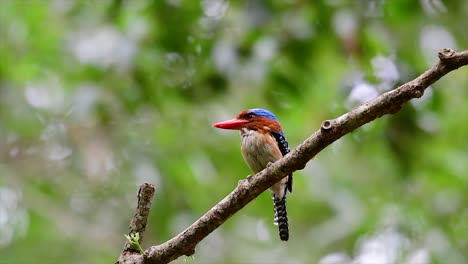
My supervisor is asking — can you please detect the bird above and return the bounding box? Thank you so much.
[212,108,292,241]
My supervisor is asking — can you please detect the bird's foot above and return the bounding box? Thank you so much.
[238,177,250,187]
[246,174,254,182]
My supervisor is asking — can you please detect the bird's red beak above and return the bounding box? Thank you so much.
[212,118,249,130]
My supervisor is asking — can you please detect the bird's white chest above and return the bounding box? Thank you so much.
[240,129,281,174]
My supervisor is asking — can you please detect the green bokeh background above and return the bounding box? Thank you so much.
[1,1,467,263]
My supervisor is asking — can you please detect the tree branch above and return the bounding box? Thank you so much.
[118,49,468,264]
[117,183,155,264]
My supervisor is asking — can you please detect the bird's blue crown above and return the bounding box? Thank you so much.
[248,108,279,122]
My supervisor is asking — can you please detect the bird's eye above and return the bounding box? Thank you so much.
[247,113,255,119]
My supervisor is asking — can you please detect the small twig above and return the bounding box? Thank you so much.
[116,183,155,264]
[118,49,468,264]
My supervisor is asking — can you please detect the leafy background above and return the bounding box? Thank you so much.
[1,1,467,263]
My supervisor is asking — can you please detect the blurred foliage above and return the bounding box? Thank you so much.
[1,0,468,264]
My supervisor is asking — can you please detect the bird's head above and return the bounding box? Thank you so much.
[212,108,282,133]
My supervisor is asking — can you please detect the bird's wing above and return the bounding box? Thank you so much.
[271,131,293,193]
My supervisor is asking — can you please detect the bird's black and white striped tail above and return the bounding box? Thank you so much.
[273,195,289,241]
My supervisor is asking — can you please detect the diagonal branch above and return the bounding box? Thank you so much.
[118,48,468,264]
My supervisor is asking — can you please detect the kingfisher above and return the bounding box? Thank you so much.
[213,108,292,241]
